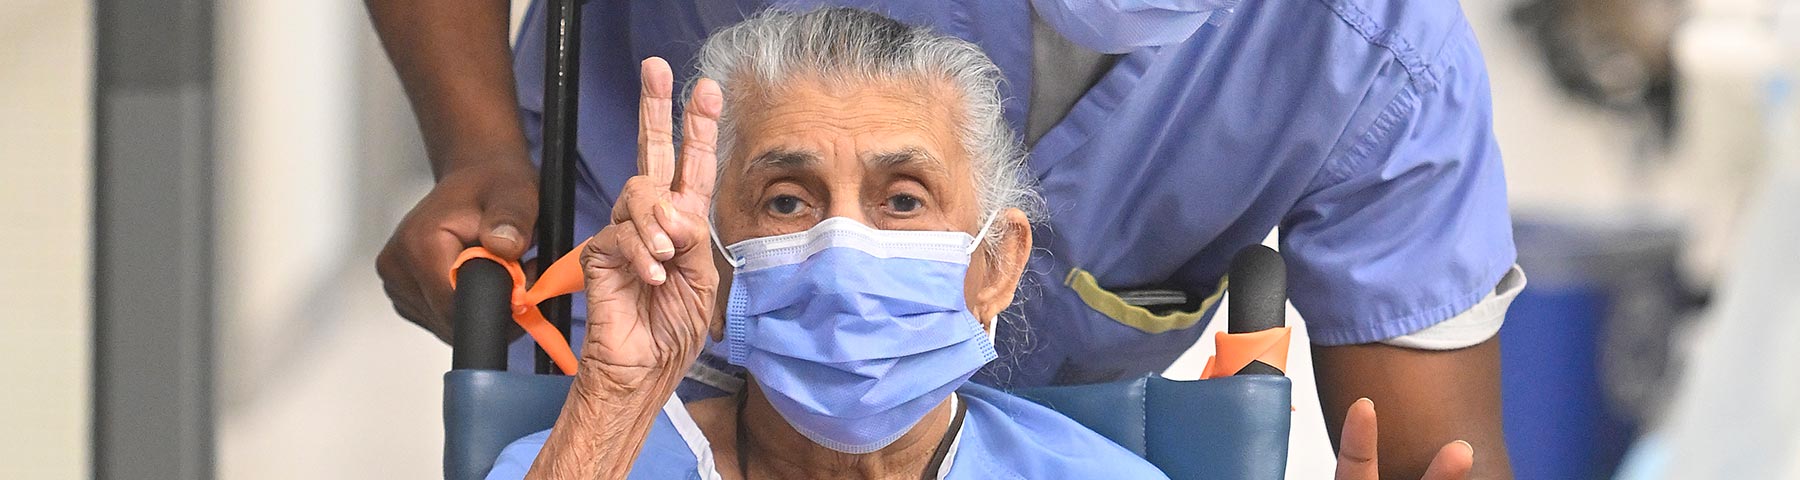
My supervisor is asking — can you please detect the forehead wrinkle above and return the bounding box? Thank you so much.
[726,77,971,182]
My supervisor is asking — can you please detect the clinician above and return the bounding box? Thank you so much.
[367,1,1525,478]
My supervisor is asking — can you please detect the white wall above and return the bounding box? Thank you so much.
[212,1,532,478]
[212,0,433,476]
[0,1,94,479]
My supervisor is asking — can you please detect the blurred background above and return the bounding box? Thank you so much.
[2,0,1796,478]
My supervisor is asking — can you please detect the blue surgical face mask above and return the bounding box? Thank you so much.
[711,215,999,454]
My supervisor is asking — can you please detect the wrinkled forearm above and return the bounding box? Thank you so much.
[524,362,688,480]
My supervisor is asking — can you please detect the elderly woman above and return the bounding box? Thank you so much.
[488,8,1470,480]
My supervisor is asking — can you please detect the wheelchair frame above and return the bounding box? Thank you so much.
[443,2,1294,478]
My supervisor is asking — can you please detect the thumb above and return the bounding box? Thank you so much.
[478,189,537,259]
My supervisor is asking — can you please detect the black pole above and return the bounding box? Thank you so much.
[537,0,582,374]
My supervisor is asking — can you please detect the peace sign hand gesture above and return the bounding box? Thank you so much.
[578,57,723,389]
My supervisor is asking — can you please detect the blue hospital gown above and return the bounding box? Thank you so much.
[484,383,1170,479]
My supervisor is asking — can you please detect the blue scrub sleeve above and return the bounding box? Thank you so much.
[1279,23,1516,346]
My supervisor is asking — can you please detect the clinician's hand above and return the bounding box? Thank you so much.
[377,153,538,343]
[578,58,723,388]
[1336,398,1476,480]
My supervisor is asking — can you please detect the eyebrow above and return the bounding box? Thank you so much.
[743,148,820,173]
[864,147,946,175]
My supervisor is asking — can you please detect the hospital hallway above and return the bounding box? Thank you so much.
[5,0,1798,478]
[193,0,1686,475]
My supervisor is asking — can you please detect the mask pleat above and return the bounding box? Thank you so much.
[720,217,999,453]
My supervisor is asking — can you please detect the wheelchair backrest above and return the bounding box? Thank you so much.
[443,371,1290,480]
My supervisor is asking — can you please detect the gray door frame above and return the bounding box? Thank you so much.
[92,0,216,478]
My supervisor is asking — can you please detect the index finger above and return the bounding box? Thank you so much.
[637,57,677,188]
[414,227,470,325]
[1334,398,1380,480]
[675,77,722,213]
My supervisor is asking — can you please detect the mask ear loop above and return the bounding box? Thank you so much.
[710,210,746,269]
[963,209,1003,256]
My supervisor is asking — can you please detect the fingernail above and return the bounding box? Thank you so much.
[1355,397,1373,407]
[491,225,521,243]
[653,233,675,255]
[650,263,667,283]
[1454,440,1473,453]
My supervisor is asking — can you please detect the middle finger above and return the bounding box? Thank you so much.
[674,77,722,214]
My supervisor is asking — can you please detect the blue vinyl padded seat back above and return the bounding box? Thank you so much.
[1013,375,1292,480]
[444,370,574,480]
[444,371,1291,480]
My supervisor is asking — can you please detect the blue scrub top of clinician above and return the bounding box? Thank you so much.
[483,382,1170,479]
[508,0,1516,387]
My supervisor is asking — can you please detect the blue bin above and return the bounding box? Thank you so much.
[1501,215,1690,480]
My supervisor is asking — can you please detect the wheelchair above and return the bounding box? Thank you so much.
[442,2,1293,478]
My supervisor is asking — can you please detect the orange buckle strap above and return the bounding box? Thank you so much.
[1199,327,1292,380]
[448,243,587,375]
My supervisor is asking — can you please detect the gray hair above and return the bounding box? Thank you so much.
[688,7,1043,244]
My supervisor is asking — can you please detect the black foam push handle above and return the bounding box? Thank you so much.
[1227,245,1287,376]
[452,258,512,371]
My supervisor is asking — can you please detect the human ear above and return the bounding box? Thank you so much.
[967,208,1032,325]
[710,244,732,341]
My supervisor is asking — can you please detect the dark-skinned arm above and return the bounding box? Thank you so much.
[1314,337,1513,480]
[365,0,541,341]
[364,0,528,178]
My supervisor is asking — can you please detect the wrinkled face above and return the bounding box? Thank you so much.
[715,76,979,242]
[710,75,1030,332]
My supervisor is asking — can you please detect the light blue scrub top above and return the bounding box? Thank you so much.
[484,383,1169,479]
[508,0,1516,387]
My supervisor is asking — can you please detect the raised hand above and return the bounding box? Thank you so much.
[1335,398,1476,480]
[578,57,724,387]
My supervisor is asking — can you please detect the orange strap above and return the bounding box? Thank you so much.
[448,243,587,375]
[1199,327,1292,380]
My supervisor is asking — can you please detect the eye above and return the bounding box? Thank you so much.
[887,194,922,213]
[767,195,804,215]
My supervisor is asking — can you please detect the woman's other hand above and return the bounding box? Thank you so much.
[1335,398,1477,480]
[579,57,724,389]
